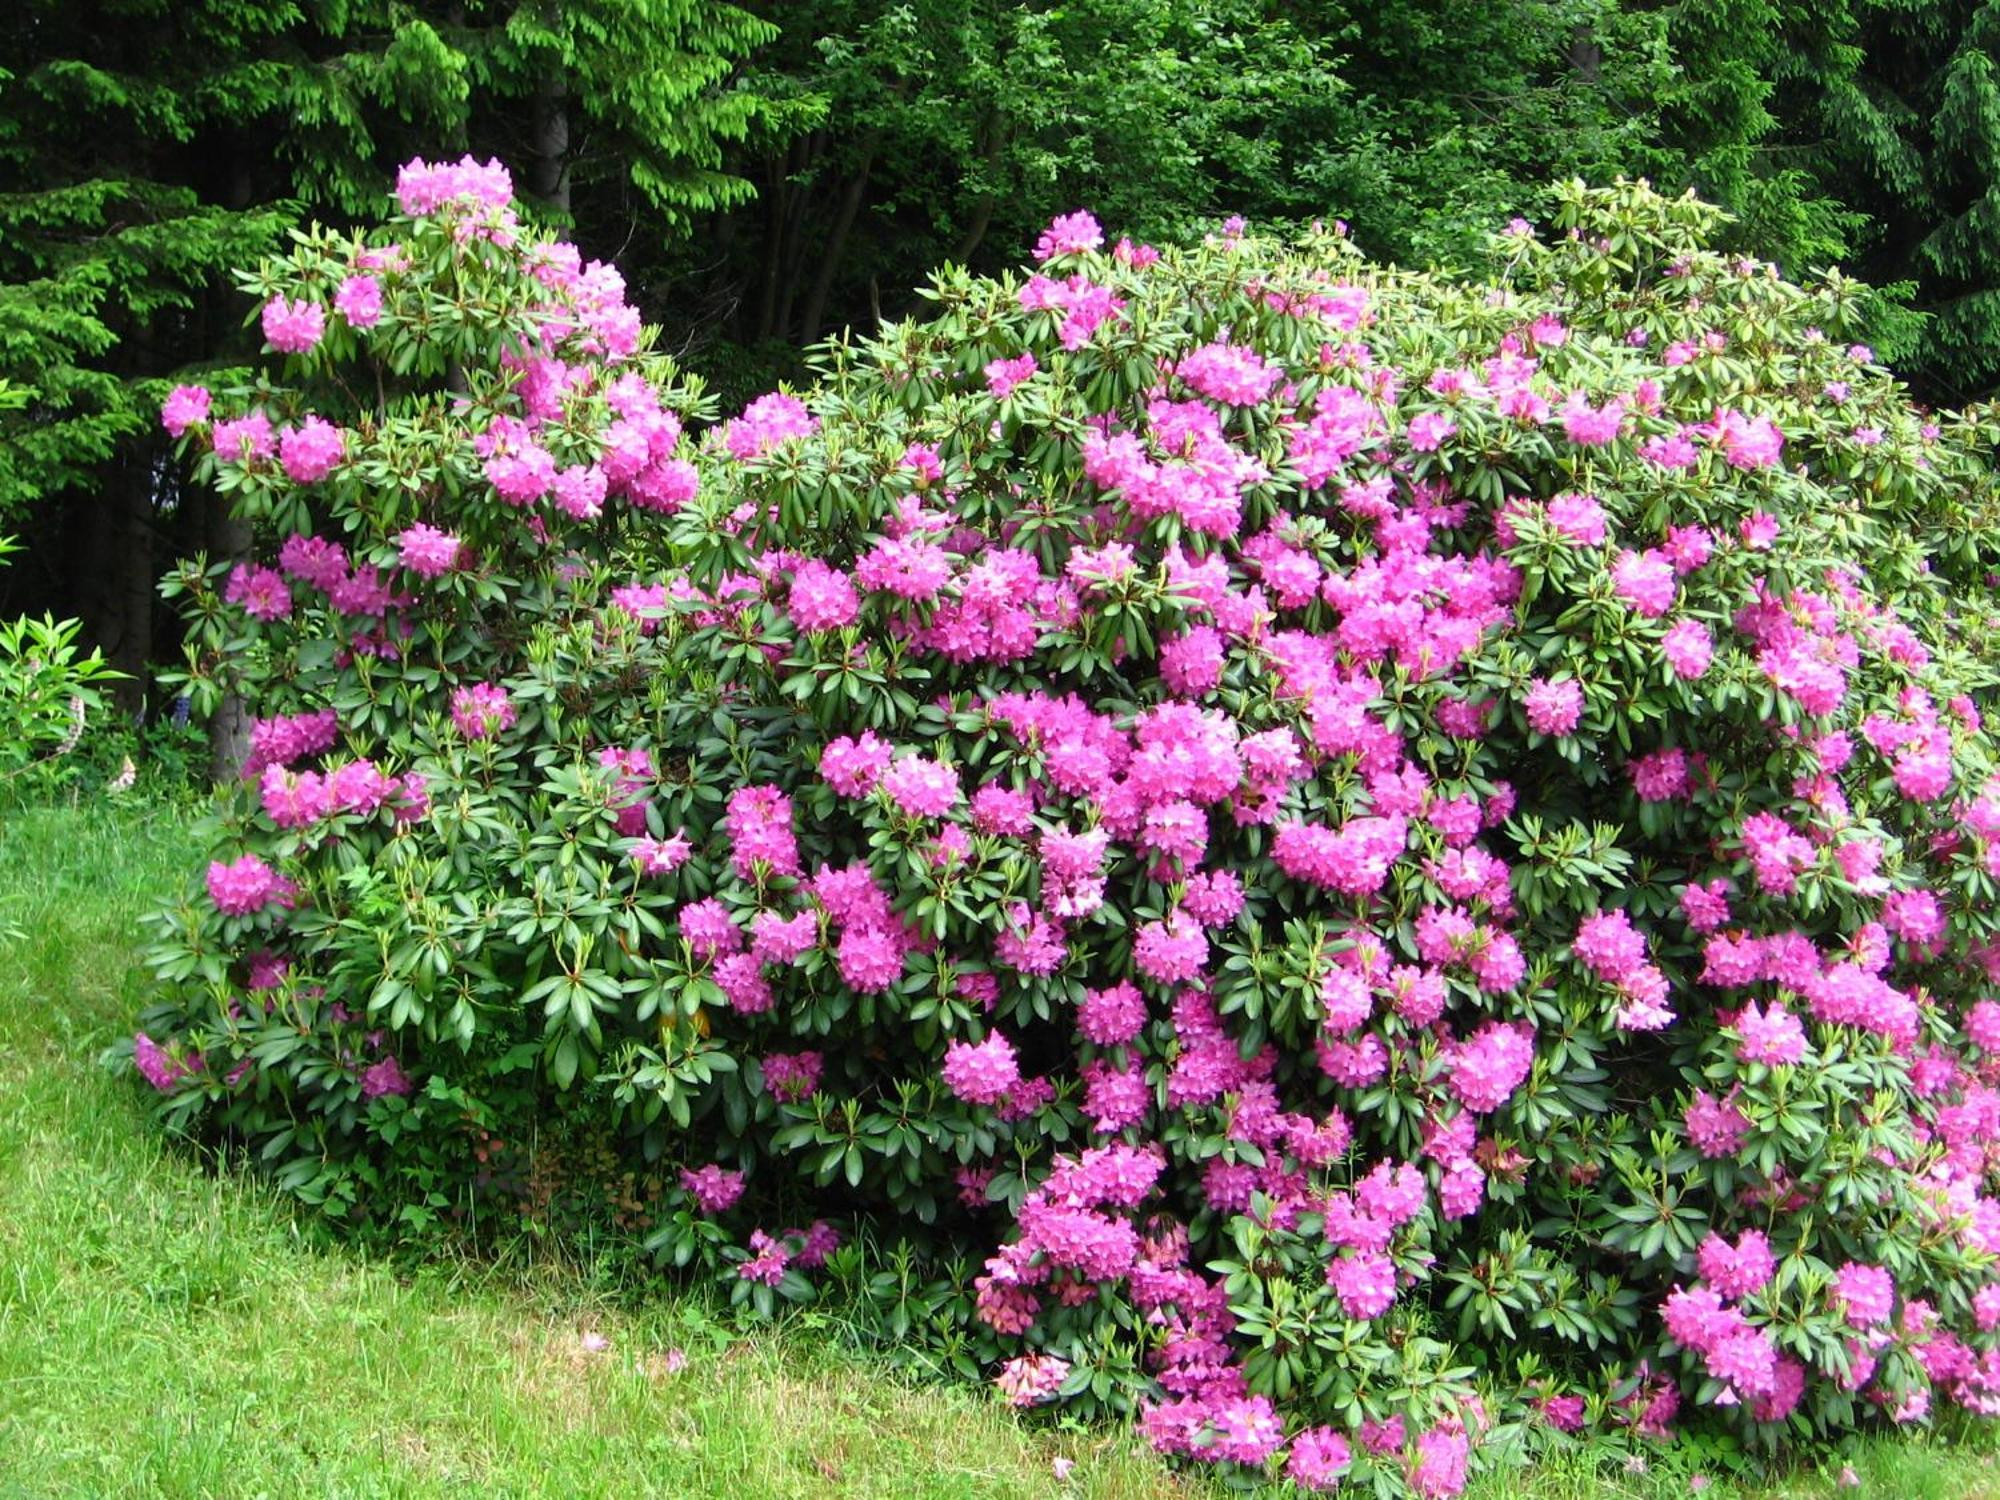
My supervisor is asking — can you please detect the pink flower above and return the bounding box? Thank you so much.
[1685,1089,1749,1158]
[206,854,293,916]
[1077,981,1147,1045]
[1160,627,1225,695]
[901,442,943,483]
[1718,410,1784,469]
[1538,1395,1585,1432]
[484,442,556,505]
[259,765,327,827]
[1833,1262,1896,1328]
[395,154,514,215]
[449,683,516,740]
[738,1228,791,1284]
[1286,1428,1353,1490]
[880,755,961,818]
[1631,747,1690,802]
[787,560,860,632]
[1177,342,1281,406]
[1662,618,1714,679]
[985,352,1038,397]
[714,952,772,1013]
[360,1055,412,1098]
[1448,1021,1534,1113]
[1133,913,1208,984]
[1613,963,1674,1031]
[996,1353,1070,1406]
[751,909,818,964]
[334,274,383,328]
[1680,878,1731,932]
[1211,1396,1285,1464]
[1546,493,1608,545]
[225,563,291,622]
[1664,524,1713,572]
[780,1224,844,1272]
[820,732,894,797]
[1439,1162,1485,1219]
[1612,549,1676,617]
[1033,210,1103,261]
[398,523,462,578]
[836,923,904,993]
[1328,1248,1398,1319]
[1524,678,1583,736]
[553,464,608,519]
[1741,810,1816,895]
[161,384,211,437]
[1082,1058,1148,1131]
[133,1033,196,1091]
[1967,999,2000,1054]
[1271,816,1405,897]
[211,410,276,465]
[1697,1228,1775,1298]
[1182,869,1244,926]
[1114,236,1160,267]
[633,833,692,876]
[1559,391,1624,446]
[1972,1285,2000,1332]
[725,785,801,879]
[1409,1428,1470,1499]
[1407,411,1458,450]
[1735,1001,1807,1066]
[277,534,347,590]
[760,1051,823,1102]
[1707,1327,1779,1398]
[262,295,325,354]
[678,898,743,959]
[1893,741,1953,802]
[279,417,345,484]
[942,1033,1020,1106]
[1573,909,1648,982]
[681,1164,744,1214]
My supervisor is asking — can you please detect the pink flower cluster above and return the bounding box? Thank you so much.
[1572,910,1673,1030]
[449,683,516,740]
[942,1032,1019,1106]
[258,758,421,829]
[395,154,515,216]
[262,296,325,354]
[725,785,800,879]
[206,854,296,916]
[724,392,817,460]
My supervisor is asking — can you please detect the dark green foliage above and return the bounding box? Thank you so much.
[1657,0,2000,398]
[688,0,1683,365]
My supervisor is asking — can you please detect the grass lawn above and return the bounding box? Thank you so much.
[0,798,1992,1498]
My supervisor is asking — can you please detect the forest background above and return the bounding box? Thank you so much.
[6,0,1999,726]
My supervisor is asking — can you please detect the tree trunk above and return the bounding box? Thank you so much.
[529,71,572,215]
[774,133,824,343]
[88,445,157,718]
[951,115,1009,265]
[952,195,999,266]
[204,146,262,780]
[205,499,253,782]
[754,147,793,342]
[799,140,877,345]
[1569,23,1602,83]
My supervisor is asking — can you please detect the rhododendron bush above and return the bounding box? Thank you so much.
[140,168,2000,1491]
